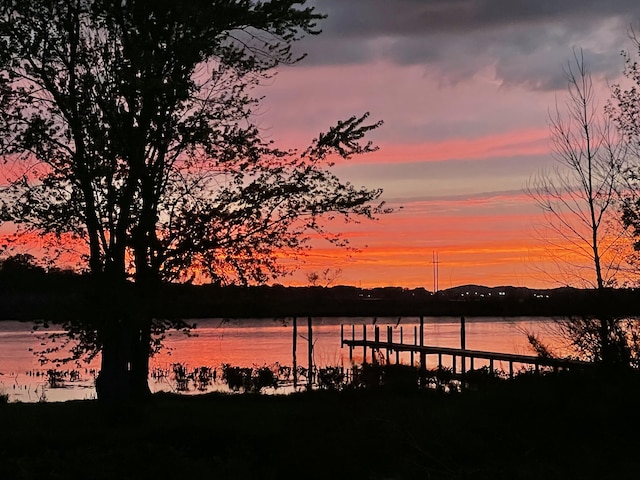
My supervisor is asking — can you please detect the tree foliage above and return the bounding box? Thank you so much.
[614,32,640,259]
[0,0,387,399]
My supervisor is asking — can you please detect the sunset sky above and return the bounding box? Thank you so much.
[254,0,640,290]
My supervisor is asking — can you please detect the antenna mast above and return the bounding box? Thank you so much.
[432,251,439,293]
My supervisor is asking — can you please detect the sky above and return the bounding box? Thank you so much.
[252,0,640,290]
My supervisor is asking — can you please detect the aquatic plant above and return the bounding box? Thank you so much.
[221,364,252,392]
[46,370,65,389]
[171,363,192,392]
[220,364,279,393]
[194,367,214,391]
[252,366,278,393]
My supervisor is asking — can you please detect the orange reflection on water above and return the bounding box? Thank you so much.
[149,317,565,371]
[0,317,569,402]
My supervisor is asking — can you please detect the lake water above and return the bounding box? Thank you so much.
[0,316,562,402]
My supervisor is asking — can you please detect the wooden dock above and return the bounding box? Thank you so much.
[340,319,593,379]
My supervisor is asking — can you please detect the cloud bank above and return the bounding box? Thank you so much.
[299,0,640,90]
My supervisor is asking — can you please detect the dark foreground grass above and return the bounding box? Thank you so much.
[1,372,639,480]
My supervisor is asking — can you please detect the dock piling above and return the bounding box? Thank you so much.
[292,316,297,389]
[307,316,313,391]
[362,324,367,365]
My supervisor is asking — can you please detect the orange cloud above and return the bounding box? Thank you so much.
[279,189,620,289]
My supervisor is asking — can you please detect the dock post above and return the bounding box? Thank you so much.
[419,316,426,387]
[509,361,514,379]
[307,316,313,391]
[411,326,416,365]
[340,324,344,346]
[460,316,466,377]
[363,324,367,365]
[373,326,380,364]
[394,326,400,364]
[438,353,442,370]
[419,349,426,388]
[292,316,298,389]
[386,326,392,365]
[350,324,354,361]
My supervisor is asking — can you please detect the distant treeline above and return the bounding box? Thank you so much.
[1,255,640,320]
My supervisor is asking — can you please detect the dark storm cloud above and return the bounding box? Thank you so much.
[312,0,640,37]
[300,0,640,90]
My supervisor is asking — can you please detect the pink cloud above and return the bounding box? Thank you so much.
[347,128,550,164]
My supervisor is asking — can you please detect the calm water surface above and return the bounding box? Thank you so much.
[0,316,561,402]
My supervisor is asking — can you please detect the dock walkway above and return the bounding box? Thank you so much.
[340,319,592,378]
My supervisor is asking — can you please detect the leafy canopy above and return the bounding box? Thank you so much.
[0,0,386,287]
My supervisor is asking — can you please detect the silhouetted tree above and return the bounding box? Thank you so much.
[0,1,386,400]
[614,31,640,266]
[0,254,46,289]
[306,268,342,287]
[610,31,640,368]
[0,254,43,275]
[528,50,630,365]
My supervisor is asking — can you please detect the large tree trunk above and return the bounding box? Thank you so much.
[96,319,153,401]
[93,277,153,401]
[96,321,133,401]
[130,316,153,399]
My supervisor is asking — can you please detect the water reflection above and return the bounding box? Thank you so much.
[0,316,558,402]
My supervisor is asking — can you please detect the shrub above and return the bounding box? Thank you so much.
[317,367,346,391]
[464,366,504,389]
[349,364,384,389]
[383,364,418,392]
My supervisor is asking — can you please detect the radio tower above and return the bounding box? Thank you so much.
[432,251,439,293]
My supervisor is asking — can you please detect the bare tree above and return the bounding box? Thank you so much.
[527,50,628,365]
[528,50,625,289]
[306,268,342,287]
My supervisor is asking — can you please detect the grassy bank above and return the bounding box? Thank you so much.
[1,372,639,479]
